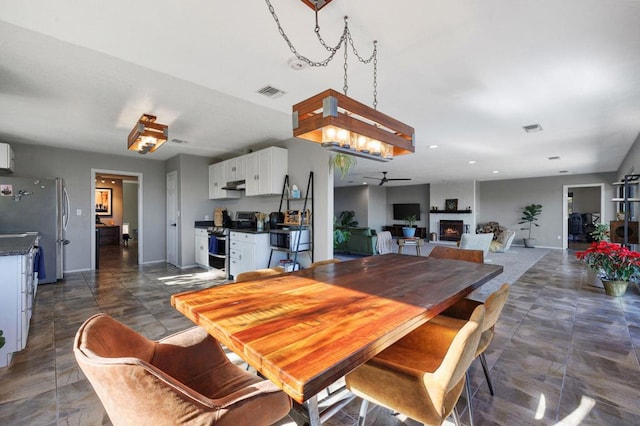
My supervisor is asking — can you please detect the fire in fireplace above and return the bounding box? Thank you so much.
[440,220,464,241]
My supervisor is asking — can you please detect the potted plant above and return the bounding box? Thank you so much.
[0,329,4,349]
[518,203,542,248]
[329,153,357,179]
[333,210,359,250]
[403,215,417,237]
[590,223,609,242]
[576,241,640,296]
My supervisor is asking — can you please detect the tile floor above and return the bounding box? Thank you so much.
[1,242,640,425]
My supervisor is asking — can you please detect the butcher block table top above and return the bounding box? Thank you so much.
[171,253,503,403]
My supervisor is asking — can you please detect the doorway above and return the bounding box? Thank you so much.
[91,169,143,269]
[563,183,605,250]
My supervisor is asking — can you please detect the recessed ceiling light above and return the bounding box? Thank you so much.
[548,156,560,160]
[288,57,308,70]
[468,160,476,164]
[492,170,499,174]
[428,145,438,149]
[362,182,367,185]
[523,123,543,133]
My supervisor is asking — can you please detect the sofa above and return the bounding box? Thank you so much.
[335,227,378,256]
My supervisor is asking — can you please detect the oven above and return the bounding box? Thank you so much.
[207,227,229,277]
[269,229,310,251]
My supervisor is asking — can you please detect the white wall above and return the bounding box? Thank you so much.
[429,181,475,237]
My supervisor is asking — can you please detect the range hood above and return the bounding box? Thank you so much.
[221,180,246,190]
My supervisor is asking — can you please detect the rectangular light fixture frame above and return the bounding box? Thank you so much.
[292,89,415,163]
[127,114,168,154]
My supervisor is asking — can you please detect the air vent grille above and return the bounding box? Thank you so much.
[257,85,286,98]
[523,123,543,133]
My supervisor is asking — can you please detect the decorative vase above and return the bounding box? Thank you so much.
[257,220,264,231]
[601,280,629,297]
[402,227,416,237]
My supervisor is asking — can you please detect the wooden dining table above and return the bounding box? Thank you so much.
[171,253,503,424]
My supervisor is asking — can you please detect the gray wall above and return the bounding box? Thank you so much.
[367,185,387,232]
[334,186,369,227]
[477,172,616,248]
[617,132,640,180]
[10,142,168,272]
[122,180,139,239]
[385,184,429,229]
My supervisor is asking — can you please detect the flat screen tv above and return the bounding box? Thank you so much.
[393,203,420,221]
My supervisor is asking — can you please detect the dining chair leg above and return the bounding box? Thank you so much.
[465,371,475,426]
[357,398,369,426]
[479,353,495,396]
[451,406,462,426]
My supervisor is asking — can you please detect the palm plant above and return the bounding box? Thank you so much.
[519,204,542,239]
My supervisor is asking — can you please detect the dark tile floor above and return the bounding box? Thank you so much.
[1,242,640,425]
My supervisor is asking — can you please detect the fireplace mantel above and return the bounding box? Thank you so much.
[430,210,472,214]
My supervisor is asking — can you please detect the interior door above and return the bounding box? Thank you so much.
[166,171,178,266]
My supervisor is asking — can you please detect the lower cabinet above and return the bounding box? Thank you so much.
[0,247,35,368]
[195,228,209,268]
[229,231,270,279]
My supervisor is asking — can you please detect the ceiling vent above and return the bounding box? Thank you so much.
[257,85,286,99]
[523,123,543,133]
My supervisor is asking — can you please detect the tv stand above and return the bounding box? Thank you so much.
[383,225,427,238]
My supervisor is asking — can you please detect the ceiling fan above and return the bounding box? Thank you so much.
[364,171,412,186]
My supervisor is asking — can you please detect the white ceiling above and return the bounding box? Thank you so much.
[1,0,639,186]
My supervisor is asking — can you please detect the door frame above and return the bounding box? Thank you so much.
[166,170,178,267]
[91,169,143,269]
[562,183,605,250]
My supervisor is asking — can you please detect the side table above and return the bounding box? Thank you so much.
[397,237,425,256]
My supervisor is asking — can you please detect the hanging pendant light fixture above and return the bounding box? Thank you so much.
[127,114,168,154]
[266,0,415,162]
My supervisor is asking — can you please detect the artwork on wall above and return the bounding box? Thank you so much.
[445,198,458,211]
[95,188,112,216]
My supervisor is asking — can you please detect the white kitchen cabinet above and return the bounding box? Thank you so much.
[195,228,209,268]
[225,156,246,182]
[0,142,14,173]
[208,162,241,200]
[245,147,288,196]
[228,231,270,278]
[0,247,35,368]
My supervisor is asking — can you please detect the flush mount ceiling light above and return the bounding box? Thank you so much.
[267,0,415,162]
[127,114,168,154]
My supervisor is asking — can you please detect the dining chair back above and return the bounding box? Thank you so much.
[235,268,283,282]
[429,245,484,263]
[434,283,510,396]
[73,313,292,425]
[345,305,485,426]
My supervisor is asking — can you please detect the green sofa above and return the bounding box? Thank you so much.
[335,227,378,256]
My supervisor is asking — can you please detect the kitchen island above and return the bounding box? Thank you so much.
[0,232,38,368]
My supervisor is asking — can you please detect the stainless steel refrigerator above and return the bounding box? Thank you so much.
[0,176,69,284]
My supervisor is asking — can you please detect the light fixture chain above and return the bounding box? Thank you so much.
[343,39,349,95]
[266,0,344,67]
[373,41,378,110]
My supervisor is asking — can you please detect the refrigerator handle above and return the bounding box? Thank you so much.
[63,187,70,231]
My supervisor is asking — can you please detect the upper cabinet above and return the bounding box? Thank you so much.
[208,162,241,200]
[225,156,246,182]
[245,147,288,197]
[208,146,287,199]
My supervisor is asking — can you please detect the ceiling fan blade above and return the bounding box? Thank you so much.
[378,181,385,186]
[363,176,380,180]
[387,178,412,181]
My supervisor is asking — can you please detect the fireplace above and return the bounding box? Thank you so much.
[440,220,464,241]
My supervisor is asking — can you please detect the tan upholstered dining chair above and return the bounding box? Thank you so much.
[346,305,485,426]
[429,245,484,263]
[235,268,283,282]
[433,283,510,396]
[74,313,292,426]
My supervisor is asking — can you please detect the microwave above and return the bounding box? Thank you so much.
[270,229,310,251]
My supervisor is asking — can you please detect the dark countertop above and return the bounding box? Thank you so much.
[229,228,271,234]
[0,233,38,256]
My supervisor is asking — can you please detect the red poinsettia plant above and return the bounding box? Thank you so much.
[576,241,640,281]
